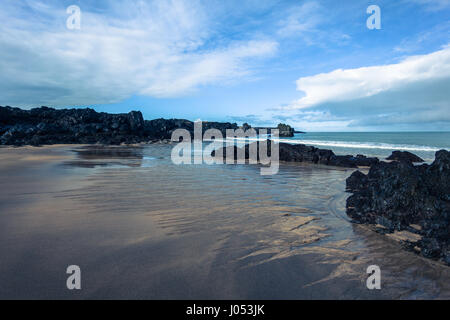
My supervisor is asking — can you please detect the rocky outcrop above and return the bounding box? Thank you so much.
[212,141,379,168]
[0,106,148,145]
[277,123,295,137]
[253,123,297,137]
[240,123,252,131]
[279,143,379,167]
[203,121,239,136]
[144,119,238,140]
[0,106,239,146]
[346,150,450,265]
[386,151,424,163]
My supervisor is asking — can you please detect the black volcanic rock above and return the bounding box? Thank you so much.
[0,106,239,146]
[144,118,193,140]
[277,123,295,137]
[386,150,424,163]
[203,121,239,136]
[253,123,296,137]
[144,118,238,140]
[279,143,318,162]
[328,155,358,168]
[346,150,450,265]
[346,170,368,193]
[354,154,380,167]
[212,141,379,168]
[0,106,148,145]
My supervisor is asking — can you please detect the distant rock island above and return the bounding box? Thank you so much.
[253,123,300,137]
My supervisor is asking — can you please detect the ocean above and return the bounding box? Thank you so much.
[281,132,450,161]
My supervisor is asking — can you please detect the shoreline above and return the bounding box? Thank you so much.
[0,144,448,299]
[2,143,448,267]
[1,106,449,270]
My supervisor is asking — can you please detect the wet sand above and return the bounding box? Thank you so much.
[0,145,449,299]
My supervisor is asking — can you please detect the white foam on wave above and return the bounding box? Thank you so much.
[204,137,443,152]
[281,139,441,152]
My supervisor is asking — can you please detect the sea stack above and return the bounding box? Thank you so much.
[277,123,295,137]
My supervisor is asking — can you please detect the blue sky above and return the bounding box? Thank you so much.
[0,0,449,131]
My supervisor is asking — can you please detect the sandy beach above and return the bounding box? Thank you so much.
[0,144,448,299]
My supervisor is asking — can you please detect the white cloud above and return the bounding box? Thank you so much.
[291,46,450,109]
[276,1,351,47]
[277,2,322,38]
[394,21,450,53]
[140,40,277,97]
[0,0,277,107]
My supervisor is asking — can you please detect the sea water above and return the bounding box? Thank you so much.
[282,132,450,161]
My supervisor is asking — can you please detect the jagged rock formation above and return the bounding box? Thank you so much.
[386,150,424,163]
[253,123,297,137]
[278,144,379,167]
[0,106,145,145]
[0,106,238,146]
[277,123,295,137]
[212,141,380,168]
[346,150,450,265]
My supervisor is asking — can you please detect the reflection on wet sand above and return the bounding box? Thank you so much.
[0,145,448,299]
[65,145,145,168]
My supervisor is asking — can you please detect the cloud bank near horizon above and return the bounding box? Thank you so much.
[281,46,450,129]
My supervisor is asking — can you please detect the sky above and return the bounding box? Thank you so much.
[0,0,449,131]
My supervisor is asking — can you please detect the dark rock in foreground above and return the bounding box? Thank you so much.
[0,106,238,146]
[346,150,450,265]
[386,150,424,163]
